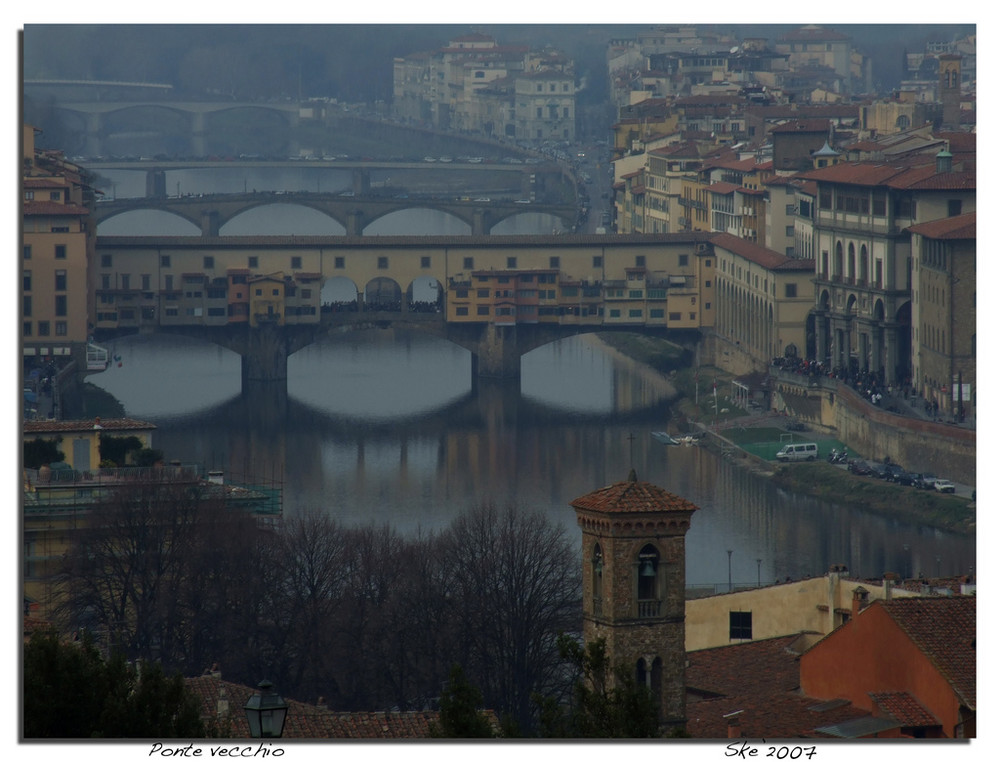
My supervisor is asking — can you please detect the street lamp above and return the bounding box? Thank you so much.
[244,680,288,739]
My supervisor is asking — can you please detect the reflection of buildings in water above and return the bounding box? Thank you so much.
[697,452,973,583]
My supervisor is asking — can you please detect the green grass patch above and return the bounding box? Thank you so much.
[772,462,974,534]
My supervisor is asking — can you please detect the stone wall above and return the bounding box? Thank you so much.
[769,370,975,485]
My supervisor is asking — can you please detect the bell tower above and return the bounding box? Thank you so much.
[570,470,698,731]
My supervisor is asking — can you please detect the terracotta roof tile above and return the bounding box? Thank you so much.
[570,477,699,515]
[880,597,976,709]
[869,692,939,727]
[907,212,975,240]
[710,233,813,272]
[686,635,871,738]
[185,674,503,738]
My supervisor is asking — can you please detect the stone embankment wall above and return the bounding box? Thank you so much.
[771,371,975,485]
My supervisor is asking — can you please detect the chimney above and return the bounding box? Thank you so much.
[882,572,897,601]
[851,586,870,619]
[725,710,744,738]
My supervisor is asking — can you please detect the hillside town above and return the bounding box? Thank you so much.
[22,24,975,744]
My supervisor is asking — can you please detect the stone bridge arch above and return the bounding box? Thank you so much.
[95,205,204,234]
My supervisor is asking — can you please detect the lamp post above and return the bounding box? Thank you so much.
[727,549,733,592]
[244,680,288,739]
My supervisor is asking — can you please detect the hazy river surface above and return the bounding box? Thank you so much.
[86,165,975,589]
[87,331,975,590]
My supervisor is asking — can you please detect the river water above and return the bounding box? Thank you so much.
[85,168,976,589]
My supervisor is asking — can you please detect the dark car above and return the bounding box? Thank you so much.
[847,458,872,476]
[784,419,806,431]
[917,473,938,490]
[869,463,891,479]
[884,464,905,482]
[896,471,922,487]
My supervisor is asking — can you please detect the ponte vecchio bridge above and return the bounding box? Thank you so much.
[93,232,716,385]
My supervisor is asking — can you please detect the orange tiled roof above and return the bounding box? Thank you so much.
[570,477,699,515]
[686,634,871,738]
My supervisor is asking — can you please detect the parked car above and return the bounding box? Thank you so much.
[869,463,891,479]
[917,473,938,490]
[933,479,956,493]
[784,419,806,431]
[884,464,905,482]
[847,459,872,476]
[896,471,923,487]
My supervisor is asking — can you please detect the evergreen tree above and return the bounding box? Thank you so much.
[535,635,660,738]
[23,629,205,739]
[430,665,496,738]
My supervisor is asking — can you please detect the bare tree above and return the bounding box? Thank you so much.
[56,474,219,663]
[439,501,580,732]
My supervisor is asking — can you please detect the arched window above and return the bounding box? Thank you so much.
[637,544,660,617]
[834,241,844,278]
[592,543,604,616]
[859,245,868,285]
[848,243,856,282]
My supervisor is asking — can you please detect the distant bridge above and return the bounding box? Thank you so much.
[93,191,579,236]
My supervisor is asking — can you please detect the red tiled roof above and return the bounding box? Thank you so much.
[686,635,871,738]
[797,161,976,191]
[710,232,813,272]
[707,181,741,195]
[869,692,939,727]
[23,417,156,434]
[570,477,700,515]
[880,597,976,709]
[907,212,975,240]
[185,674,499,739]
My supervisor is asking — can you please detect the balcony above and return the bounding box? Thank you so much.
[638,598,662,618]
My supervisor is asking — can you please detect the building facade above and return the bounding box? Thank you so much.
[908,211,975,421]
[22,125,97,367]
[710,232,815,372]
[800,151,975,386]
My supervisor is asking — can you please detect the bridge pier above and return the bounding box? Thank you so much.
[201,210,222,236]
[241,324,290,383]
[352,168,371,195]
[472,324,521,379]
[346,210,365,236]
[471,209,490,236]
[146,170,167,199]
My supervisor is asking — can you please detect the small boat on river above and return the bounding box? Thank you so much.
[651,431,681,445]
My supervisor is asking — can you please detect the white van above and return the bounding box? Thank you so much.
[775,442,818,462]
